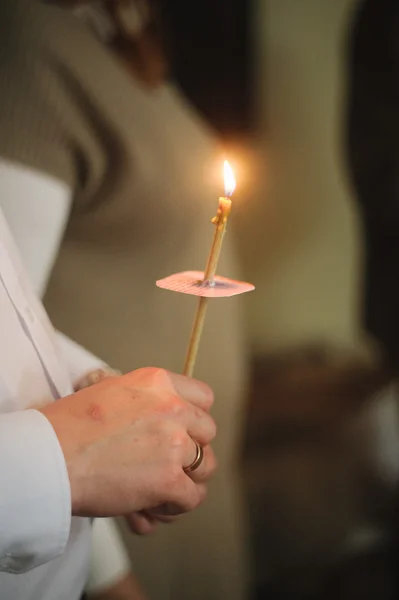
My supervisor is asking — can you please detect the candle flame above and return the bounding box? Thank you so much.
[224,160,236,197]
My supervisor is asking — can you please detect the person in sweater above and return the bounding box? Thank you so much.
[0,1,250,599]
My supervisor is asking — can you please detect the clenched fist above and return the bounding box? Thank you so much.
[40,367,217,522]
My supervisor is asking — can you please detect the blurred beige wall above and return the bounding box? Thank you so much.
[237,0,364,355]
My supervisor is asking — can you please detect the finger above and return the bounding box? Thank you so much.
[124,368,214,411]
[143,509,182,524]
[184,445,217,484]
[151,484,207,518]
[150,515,180,524]
[166,371,214,412]
[74,368,121,391]
[185,409,217,447]
[126,511,158,535]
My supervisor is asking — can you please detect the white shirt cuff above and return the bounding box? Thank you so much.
[0,410,71,573]
[85,518,131,593]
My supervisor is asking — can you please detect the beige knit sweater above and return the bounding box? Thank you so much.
[0,1,250,598]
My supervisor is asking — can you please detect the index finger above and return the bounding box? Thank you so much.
[124,367,214,411]
[166,371,214,412]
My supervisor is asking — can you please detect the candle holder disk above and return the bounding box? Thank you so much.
[156,270,255,298]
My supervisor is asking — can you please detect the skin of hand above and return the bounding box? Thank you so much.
[40,367,217,523]
[87,572,148,600]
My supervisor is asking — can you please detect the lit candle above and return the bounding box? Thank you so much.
[203,161,236,284]
[156,159,254,378]
[183,161,236,376]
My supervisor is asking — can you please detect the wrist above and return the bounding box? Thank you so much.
[39,399,86,517]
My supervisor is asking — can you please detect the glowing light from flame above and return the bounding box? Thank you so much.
[224,160,236,198]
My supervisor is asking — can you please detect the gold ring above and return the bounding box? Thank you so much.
[183,442,204,473]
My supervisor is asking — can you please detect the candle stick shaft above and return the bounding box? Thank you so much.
[204,198,231,282]
[204,224,227,282]
[183,197,231,376]
[183,296,209,376]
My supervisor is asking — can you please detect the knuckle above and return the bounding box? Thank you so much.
[165,463,184,488]
[198,413,217,443]
[169,428,187,451]
[149,367,171,386]
[162,394,187,418]
[208,417,217,441]
[186,488,202,511]
[138,366,158,380]
[127,366,150,381]
[171,396,188,416]
[134,367,170,386]
[202,387,215,410]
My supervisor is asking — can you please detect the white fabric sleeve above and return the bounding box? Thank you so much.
[55,332,107,387]
[0,159,132,589]
[86,519,131,594]
[0,410,71,573]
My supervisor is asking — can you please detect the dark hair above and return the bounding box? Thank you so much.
[105,0,169,87]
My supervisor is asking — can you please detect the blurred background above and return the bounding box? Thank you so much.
[163,0,363,354]
[162,0,398,597]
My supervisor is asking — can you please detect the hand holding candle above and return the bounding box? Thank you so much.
[156,160,254,377]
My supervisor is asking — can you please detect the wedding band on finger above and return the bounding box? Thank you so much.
[183,441,204,473]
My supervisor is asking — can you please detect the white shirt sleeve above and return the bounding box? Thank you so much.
[0,159,131,587]
[86,519,131,594]
[0,410,71,573]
